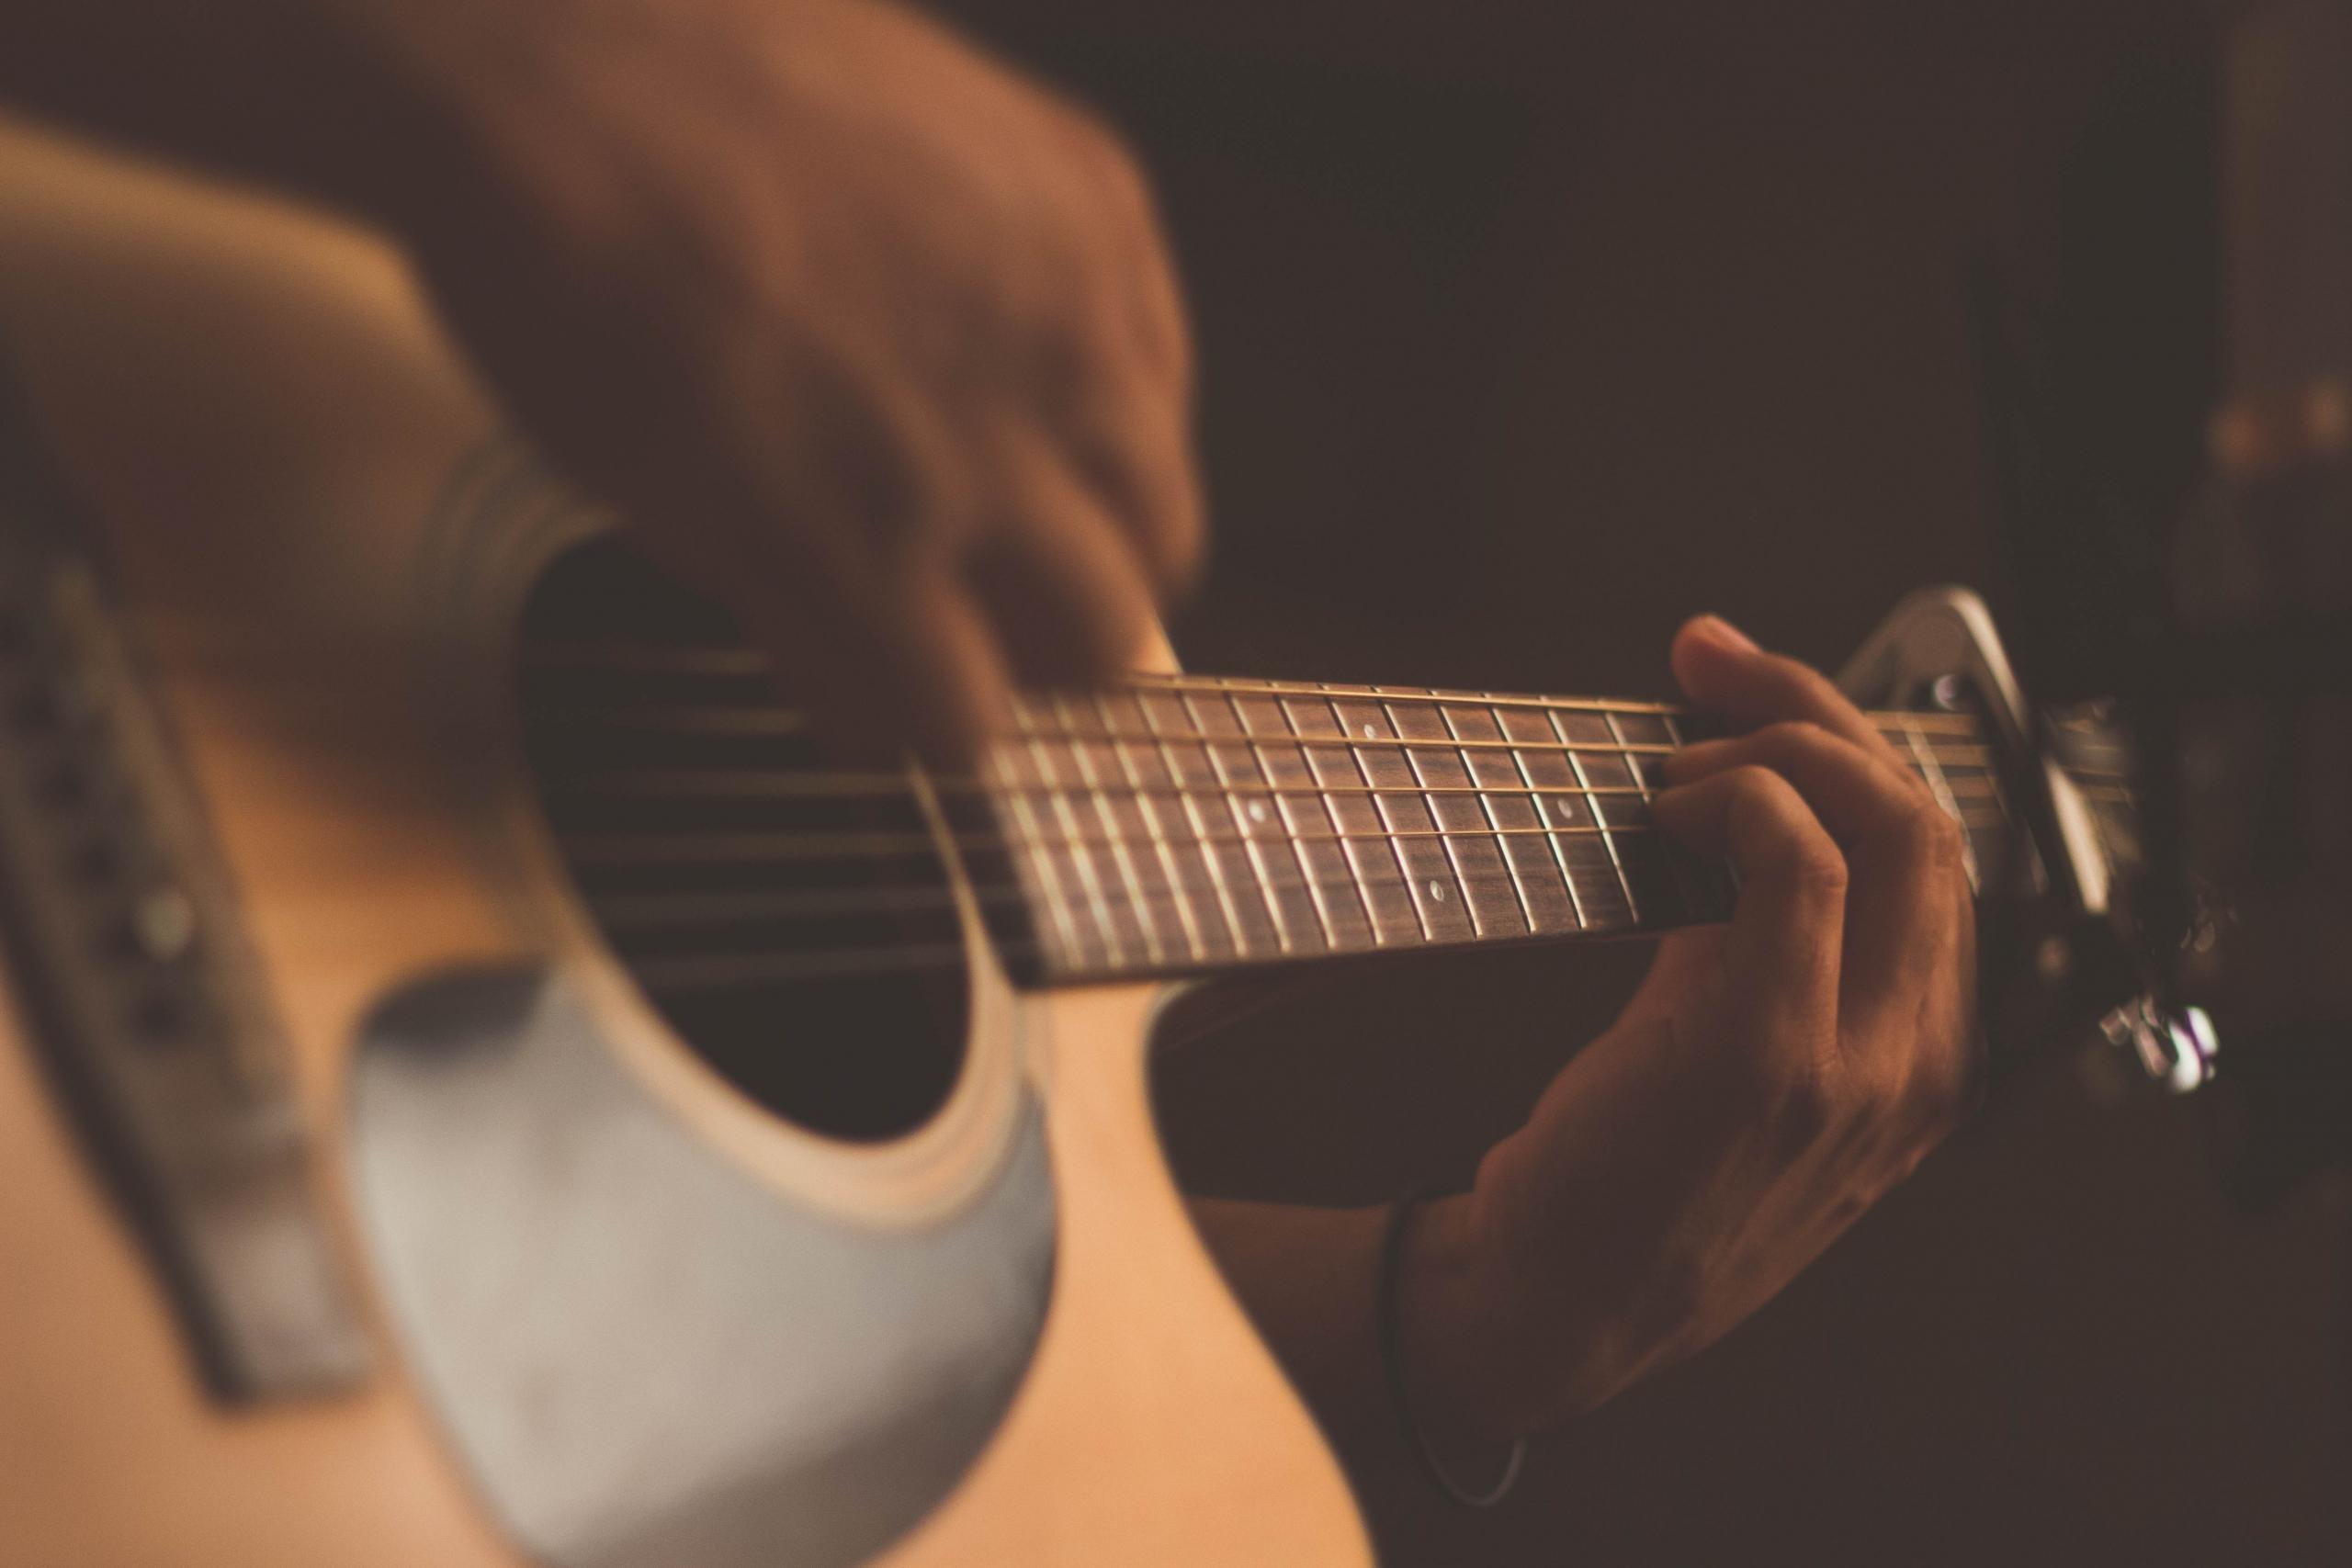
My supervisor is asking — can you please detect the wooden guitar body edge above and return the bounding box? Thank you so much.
[0,116,1371,1568]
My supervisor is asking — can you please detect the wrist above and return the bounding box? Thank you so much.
[1391,1189,1530,1455]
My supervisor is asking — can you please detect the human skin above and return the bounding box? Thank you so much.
[0,0,1975,1532]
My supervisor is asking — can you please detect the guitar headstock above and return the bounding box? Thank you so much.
[1839,589,2219,1090]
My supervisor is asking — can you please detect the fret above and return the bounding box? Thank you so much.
[1334,696,1476,943]
[985,742,1096,972]
[1074,722,1202,956]
[1605,708,1688,924]
[1180,691,1306,955]
[1657,710,1740,921]
[1450,700,1573,934]
[1894,711,1981,891]
[1383,694,1524,939]
[1491,704,1592,930]
[1133,672,1688,720]
[571,770,1660,807]
[1052,695,1175,965]
[1552,706,1642,930]
[1091,692,1216,964]
[965,679,2014,982]
[1290,694,1422,944]
[1009,711,1140,969]
[1229,693,1371,952]
[1001,724,1685,758]
[1136,689,1280,958]
[1219,693,1334,953]
[1920,730,2012,886]
[1259,701,1378,950]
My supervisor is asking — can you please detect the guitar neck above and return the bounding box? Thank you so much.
[978,672,2007,985]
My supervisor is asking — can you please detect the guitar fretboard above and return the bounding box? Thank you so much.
[982,673,2006,983]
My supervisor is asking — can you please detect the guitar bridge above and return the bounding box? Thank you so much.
[0,384,369,1402]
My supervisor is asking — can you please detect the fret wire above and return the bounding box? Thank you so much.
[567,771,1643,802]
[1042,725,1683,758]
[1054,694,1168,967]
[526,645,1987,741]
[1384,694,1483,933]
[1183,691,1294,955]
[544,705,1993,769]
[510,799,2023,956]
[1151,674,1981,738]
[1092,692,1209,964]
[1133,671,1685,718]
[1283,687,1381,946]
[1652,710,1684,915]
[566,818,1665,864]
[1448,698,1538,935]
[1497,693,1589,931]
[542,812,2003,868]
[1337,692,1434,942]
[986,747,1089,970]
[1213,695,1307,959]
[1894,711,1977,891]
[1140,688,1256,960]
[1556,706,1639,924]
[1238,694,1342,951]
[554,768,2007,803]
[1017,715,1127,970]
[1601,709,1650,924]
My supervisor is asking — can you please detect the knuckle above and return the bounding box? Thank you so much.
[1786,836,1850,899]
[1904,800,1968,874]
[1757,719,1829,754]
[1724,762,1792,806]
[1773,1067,1837,1152]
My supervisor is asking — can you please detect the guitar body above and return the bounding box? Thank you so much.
[0,119,1369,1568]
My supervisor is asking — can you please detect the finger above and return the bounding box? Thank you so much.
[963,428,1162,687]
[1061,374,1204,596]
[1664,720,1924,828]
[1648,765,1846,1036]
[742,558,1014,767]
[1028,299,1204,594]
[1668,615,1900,763]
[1659,722,1964,1038]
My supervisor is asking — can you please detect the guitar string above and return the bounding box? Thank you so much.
[524,640,1989,733]
[549,739,2021,966]
[535,706,2002,762]
[527,663,2088,983]
[619,787,2030,992]
[570,804,2014,967]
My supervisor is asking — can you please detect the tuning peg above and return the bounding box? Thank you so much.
[2099,994,2219,1093]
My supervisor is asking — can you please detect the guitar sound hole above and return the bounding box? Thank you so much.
[514,537,968,1142]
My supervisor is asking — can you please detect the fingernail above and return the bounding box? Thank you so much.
[1695,615,1757,652]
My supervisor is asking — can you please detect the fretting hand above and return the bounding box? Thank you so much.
[1396,615,1980,1447]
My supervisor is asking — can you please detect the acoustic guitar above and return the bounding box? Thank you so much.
[0,118,2178,1568]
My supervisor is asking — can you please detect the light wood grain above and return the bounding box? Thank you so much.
[0,117,1367,1568]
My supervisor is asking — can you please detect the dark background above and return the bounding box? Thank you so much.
[944,4,2348,1561]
